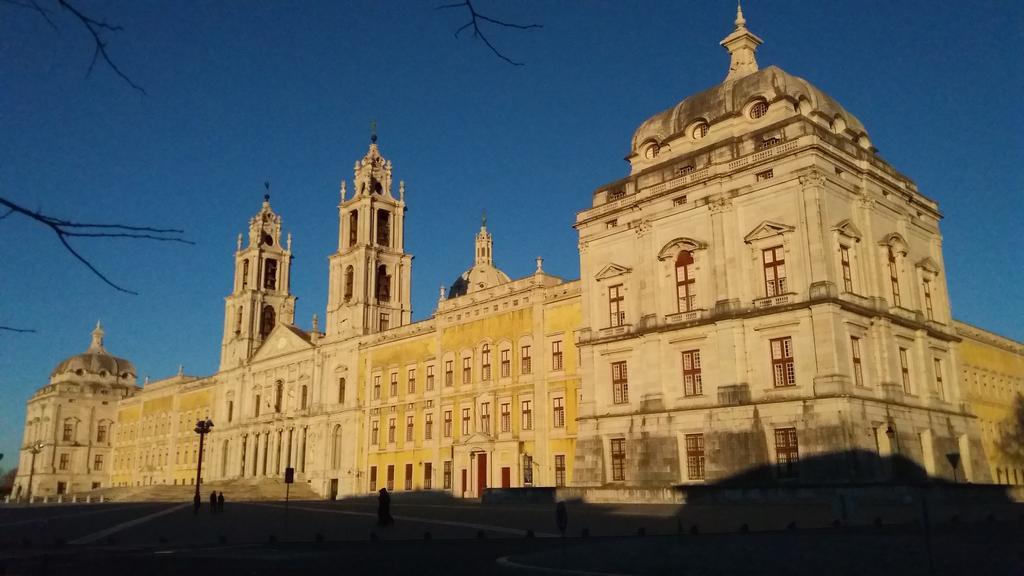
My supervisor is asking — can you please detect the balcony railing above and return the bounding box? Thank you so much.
[752,293,794,309]
[666,309,705,324]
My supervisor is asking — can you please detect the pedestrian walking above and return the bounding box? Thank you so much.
[217,491,225,513]
[555,501,568,537]
[209,491,217,514]
[193,493,201,515]
[377,488,394,526]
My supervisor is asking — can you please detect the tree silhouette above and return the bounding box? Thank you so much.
[438,0,542,66]
[996,393,1024,466]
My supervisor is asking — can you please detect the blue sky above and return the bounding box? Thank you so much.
[1,1,1021,470]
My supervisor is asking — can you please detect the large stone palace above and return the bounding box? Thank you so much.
[14,8,1024,500]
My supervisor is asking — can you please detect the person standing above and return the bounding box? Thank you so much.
[217,492,225,513]
[193,493,201,515]
[210,491,217,514]
[377,488,393,526]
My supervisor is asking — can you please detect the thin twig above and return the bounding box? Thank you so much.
[0,0,58,29]
[0,196,192,294]
[0,326,37,333]
[56,0,146,94]
[438,0,541,66]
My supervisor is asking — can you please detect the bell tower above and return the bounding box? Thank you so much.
[326,134,413,338]
[220,192,297,369]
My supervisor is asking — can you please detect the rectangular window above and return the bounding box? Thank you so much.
[755,168,774,181]
[888,246,901,307]
[338,378,346,404]
[424,462,433,490]
[388,418,396,444]
[608,284,625,327]
[390,373,398,397]
[63,422,73,442]
[771,337,796,387]
[682,350,702,396]
[501,349,511,378]
[685,434,705,480]
[59,453,70,470]
[379,312,390,332]
[263,258,278,290]
[443,410,452,438]
[97,423,107,443]
[443,461,452,490]
[93,454,104,471]
[462,357,471,384]
[371,420,379,445]
[840,246,853,292]
[554,455,566,487]
[500,402,511,433]
[900,347,912,394]
[369,466,377,491]
[373,375,381,400]
[521,400,533,430]
[851,337,864,387]
[386,465,395,491]
[255,394,261,417]
[426,365,435,391]
[406,415,414,442]
[523,454,534,485]
[763,246,787,296]
[774,428,799,478]
[923,281,934,321]
[407,368,416,394]
[445,360,454,387]
[227,400,234,423]
[404,463,413,491]
[521,345,532,375]
[612,361,629,404]
[552,397,565,428]
[610,438,626,481]
[480,402,491,433]
[482,346,491,380]
[461,408,471,436]
[933,357,945,400]
[425,413,433,440]
[676,250,696,312]
[551,341,563,371]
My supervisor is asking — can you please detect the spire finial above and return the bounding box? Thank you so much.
[340,180,347,201]
[370,120,377,144]
[535,256,544,273]
[481,210,487,229]
[720,1,762,81]
[735,0,745,28]
[89,321,105,352]
[264,181,271,204]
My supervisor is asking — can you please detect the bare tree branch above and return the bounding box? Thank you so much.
[438,0,541,66]
[0,326,37,333]
[3,0,146,93]
[0,196,192,295]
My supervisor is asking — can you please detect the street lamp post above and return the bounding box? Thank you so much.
[26,441,45,503]
[193,418,214,503]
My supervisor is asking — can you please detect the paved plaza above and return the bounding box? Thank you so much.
[0,495,1021,575]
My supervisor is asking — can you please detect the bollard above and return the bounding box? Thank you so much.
[690,525,699,535]
[423,531,432,540]
[581,528,590,538]
[72,495,78,504]
[86,495,92,503]
[525,529,534,538]
[787,521,797,531]
[43,496,49,504]
[57,495,63,504]
[99,495,105,503]
[477,530,486,539]
[637,527,646,537]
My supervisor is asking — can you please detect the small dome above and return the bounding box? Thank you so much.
[448,263,512,299]
[50,322,136,381]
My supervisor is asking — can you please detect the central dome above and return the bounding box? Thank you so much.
[447,219,511,298]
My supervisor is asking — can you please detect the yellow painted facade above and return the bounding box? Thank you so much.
[956,321,1024,485]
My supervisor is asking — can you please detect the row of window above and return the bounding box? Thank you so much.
[344,208,393,250]
[607,241,939,326]
[369,341,564,401]
[370,398,559,446]
[366,455,568,492]
[56,453,106,472]
[609,427,799,482]
[246,381,309,419]
[237,257,278,292]
[60,421,108,443]
[607,336,946,400]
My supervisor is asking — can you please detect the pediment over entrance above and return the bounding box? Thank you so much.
[250,324,314,363]
[832,219,862,241]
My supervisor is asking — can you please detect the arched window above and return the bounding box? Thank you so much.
[260,305,275,339]
[235,306,243,334]
[274,381,284,413]
[263,258,278,290]
[338,377,346,404]
[887,245,902,307]
[375,264,391,302]
[675,250,696,312]
[241,259,249,289]
[300,385,308,410]
[344,266,354,301]
[376,209,391,246]
[348,210,359,247]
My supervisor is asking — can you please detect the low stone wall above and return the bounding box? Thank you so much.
[481,487,556,506]
[555,486,683,504]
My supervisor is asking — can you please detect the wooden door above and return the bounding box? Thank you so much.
[476,454,487,496]
[461,469,467,496]
[501,467,511,488]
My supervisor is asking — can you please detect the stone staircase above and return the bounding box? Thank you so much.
[86,478,320,503]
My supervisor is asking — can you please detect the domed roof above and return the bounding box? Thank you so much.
[449,263,512,299]
[447,219,511,299]
[631,6,869,156]
[51,322,136,380]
